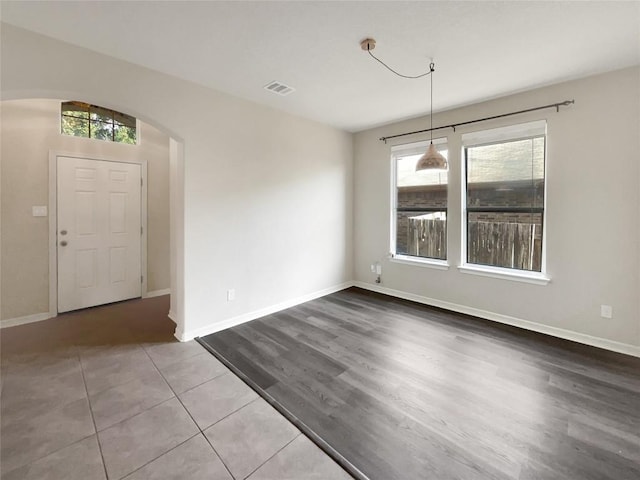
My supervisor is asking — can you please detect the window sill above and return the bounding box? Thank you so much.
[390,255,449,271]
[458,264,550,285]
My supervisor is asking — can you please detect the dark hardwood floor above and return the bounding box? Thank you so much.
[198,287,640,480]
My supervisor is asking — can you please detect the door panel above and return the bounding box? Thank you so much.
[109,193,127,233]
[57,156,142,313]
[75,191,97,234]
[109,247,127,283]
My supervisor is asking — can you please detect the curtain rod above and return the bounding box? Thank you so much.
[379,100,575,143]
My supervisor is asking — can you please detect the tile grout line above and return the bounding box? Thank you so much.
[142,343,238,479]
[77,346,110,480]
[92,395,197,480]
[0,347,84,475]
[196,337,364,480]
[84,368,177,432]
[139,342,204,371]
[0,298,175,478]
[173,370,228,395]
[241,433,302,480]
[201,426,240,480]
[80,338,192,478]
[199,396,280,480]
[0,345,112,478]
[168,366,230,397]
[118,432,202,480]
[89,395,179,436]
[150,344,294,478]
[78,344,153,397]
[183,382,258,431]
[1,343,291,479]
[93,341,204,479]
[0,433,99,477]
[165,344,334,480]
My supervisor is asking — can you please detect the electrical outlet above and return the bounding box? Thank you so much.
[600,304,612,319]
[370,263,376,273]
[227,289,235,301]
[375,264,382,275]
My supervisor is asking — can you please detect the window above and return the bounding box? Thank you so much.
[61,101,137,144]
[463,121,546,273]
[392,140,448,261]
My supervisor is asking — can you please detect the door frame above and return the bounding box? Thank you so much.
[48,151,148,316]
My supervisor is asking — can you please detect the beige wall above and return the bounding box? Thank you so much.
[1,98,170,320]
[1,24,353,339]
[354,67,640,352]
[7,25,634,355]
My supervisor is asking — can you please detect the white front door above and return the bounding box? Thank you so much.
[57,156,142,313]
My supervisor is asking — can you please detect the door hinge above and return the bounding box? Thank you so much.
[140,178,143,187]
[141,226,143,235]
[141,275,144,283]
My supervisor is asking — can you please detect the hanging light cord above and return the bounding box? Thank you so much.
[366,48,434,79]
[429,62,435,143]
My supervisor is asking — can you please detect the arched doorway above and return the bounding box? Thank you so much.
[0,96,185,340]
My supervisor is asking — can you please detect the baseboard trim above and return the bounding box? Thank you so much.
[144,288,171,298]
[1,311,55,329]
[354,281,640,358]
[176,282,353,342]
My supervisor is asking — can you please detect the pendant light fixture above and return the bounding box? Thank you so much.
[415,63,448,172]
[360,38,448,172]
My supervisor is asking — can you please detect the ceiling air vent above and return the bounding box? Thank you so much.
[264,81,295,96]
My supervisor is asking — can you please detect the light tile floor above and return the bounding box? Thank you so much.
[0,296,351,480]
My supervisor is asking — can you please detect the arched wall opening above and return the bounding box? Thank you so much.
[1,23,356,344]
[0,94,185,339]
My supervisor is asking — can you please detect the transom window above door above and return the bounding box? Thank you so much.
[61,101,137,145]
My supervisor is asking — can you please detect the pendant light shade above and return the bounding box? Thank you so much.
[416,143,448,171]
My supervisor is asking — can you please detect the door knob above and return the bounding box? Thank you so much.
[60,240,68,247]
[60,230,67,235]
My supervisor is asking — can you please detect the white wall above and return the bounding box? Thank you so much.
[0,24,353,339]
[354,67,640,353]
[0,98,170,321]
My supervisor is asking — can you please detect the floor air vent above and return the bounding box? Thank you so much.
[264,81,295,96]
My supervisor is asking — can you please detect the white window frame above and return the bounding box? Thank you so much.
[459,120,550,285]
[390,137,449,270]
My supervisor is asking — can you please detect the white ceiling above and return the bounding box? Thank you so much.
[2,1,639,132]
